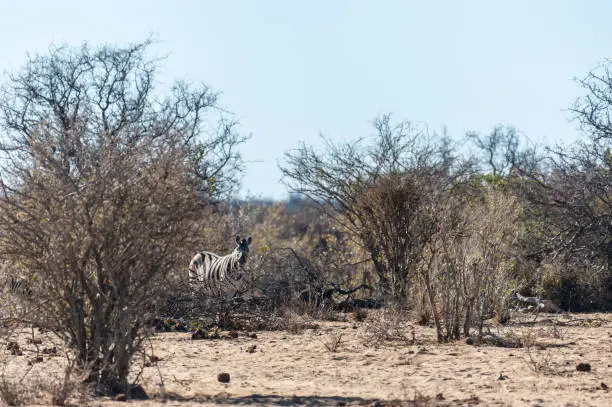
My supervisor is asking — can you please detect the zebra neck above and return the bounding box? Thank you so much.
[229,250,245,268]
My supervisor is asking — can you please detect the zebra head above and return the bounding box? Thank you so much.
[234,235,252,266]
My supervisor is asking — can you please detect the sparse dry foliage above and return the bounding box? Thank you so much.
[509,61,612,311]
[280,115,472,304]
[520,330,559,375]
[0,39,246,394]
[363,309,414,346]
[321,332,344,352]
[275,310,319,334]
[418,188,524,341]
[250,196,373,306]
[280,115,526,342]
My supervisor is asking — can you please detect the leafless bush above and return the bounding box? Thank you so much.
[252,247,329,313]
[417,189,524,341]
[509,61,612,311]
[276,310,319,334]
[501,328,535,349]
[0,39,246,394]
[351,170,524,343]
[521,332,558,374]
[354,171,435,302]
[321,333,344,353]
[250,197,373,306]
[280,115,470,303]
[549,322,567,340]
[191,278,257,329]
[363,309,414,346]
[537,257,609,312]
[526,348,555,373]
[280,114,527,342]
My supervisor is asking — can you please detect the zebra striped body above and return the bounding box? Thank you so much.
[189,235,252,283]
[5,276,33,297]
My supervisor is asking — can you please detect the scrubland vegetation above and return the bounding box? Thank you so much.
[0,40,610,405]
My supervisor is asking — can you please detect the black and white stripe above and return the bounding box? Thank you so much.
[189,235,252,283]
[7,276,33,297]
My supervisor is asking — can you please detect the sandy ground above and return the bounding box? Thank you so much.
[1,311,611,406]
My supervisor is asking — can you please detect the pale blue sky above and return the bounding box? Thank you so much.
[1,1,611,199]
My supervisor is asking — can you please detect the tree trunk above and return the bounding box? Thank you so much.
[422,271,443,342]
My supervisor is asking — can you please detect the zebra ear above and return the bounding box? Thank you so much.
[235,235,241,245]
[247,236,252,245]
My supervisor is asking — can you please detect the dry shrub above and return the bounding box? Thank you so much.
[250,196,370,291]
[502,328,538,349]
[363,309,414,346]
[321,333,344,353]
[177,277,255,324]
[493,324,567,353]
[549,322,567,340]
[524,71,612,310]
[525,343,557,374]
[250,248,330,315]
[417,188,524,342]
[524,321,568,341]
[0,40,246,395]
[273,310,319,334]
[539,259,610,312]
[352,172,428,302]
[280,115,462,305]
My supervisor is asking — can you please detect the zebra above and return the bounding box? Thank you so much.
[189,235,253,283]
[7,276,33,297]
[10,277,33,297]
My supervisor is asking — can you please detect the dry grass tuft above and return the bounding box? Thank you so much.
[363,309,414,346]
[277,310,320,334]
[321,333,344,353]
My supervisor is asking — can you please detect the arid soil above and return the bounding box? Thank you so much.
[1,311,611,406]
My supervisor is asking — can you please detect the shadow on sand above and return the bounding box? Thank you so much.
[154,392,439,406]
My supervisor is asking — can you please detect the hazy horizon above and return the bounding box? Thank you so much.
[2,0,611,200]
